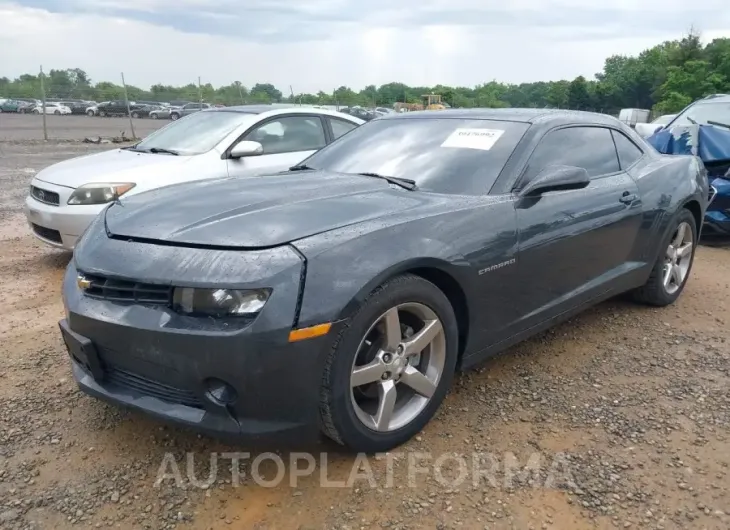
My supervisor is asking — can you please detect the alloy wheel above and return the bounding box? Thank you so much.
[350,302,445,432]
[663,221,693,295]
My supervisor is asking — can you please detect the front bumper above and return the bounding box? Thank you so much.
[62,239,335,444]
[24,180,104,250]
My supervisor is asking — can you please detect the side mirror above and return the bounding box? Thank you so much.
[229,141,263,159]
[519,165,590,197]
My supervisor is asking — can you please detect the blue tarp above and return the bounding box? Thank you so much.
[647,123,730,164]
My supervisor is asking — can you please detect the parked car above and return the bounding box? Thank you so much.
[14,98,41,113]
[340,106,378,121]
[148,106,178,120]
[170,103,212,120]
[25,106,364,250]
[95,100,143,117]
[647,99,730,240]
[634,114,677,138]
[86,102,109,116]
[56,108,706,452]
[62,101,95,115]
[0,99,22,112]
[32,102,72,115]
[130,104,162,119]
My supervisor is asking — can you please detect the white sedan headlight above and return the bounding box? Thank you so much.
[67,183,135,205]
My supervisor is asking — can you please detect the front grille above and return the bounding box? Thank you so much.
[30,185,60,206]
[80,272,172,305]
[31,223,62,243]
[105,366,203,408]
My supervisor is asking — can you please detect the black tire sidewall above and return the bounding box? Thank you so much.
[325,275,458,452]
[654,209,698,304]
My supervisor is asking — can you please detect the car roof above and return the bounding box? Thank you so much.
[203,104,365,121]
[379,108,624,127]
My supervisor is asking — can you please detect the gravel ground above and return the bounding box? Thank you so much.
[0,114,166,142]
[0,141,729,530]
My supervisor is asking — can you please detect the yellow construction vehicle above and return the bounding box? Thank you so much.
[422,94,445,110]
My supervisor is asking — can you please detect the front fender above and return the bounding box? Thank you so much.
[292,226,469,328]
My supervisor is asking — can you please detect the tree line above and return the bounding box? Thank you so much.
[1,32,728,116]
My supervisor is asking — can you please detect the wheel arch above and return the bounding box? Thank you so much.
[681,199,702,236]
[335,258,471,362]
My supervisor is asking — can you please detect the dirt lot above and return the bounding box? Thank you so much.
[0,141,729,530]
[0,114,165,142]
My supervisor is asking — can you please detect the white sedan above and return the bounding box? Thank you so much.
[32,102,72,115]
[25,106,364,250]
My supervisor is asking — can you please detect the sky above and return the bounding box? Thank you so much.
[1,0,729,93]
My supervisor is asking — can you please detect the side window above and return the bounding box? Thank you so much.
[329,118,357,140]
[521,127,620,185]
[244,116,326,155]
[611,130,643,169]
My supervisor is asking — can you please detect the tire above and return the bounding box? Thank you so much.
[54,110,60,115]
[32,109,40,115]
[319,274,459,453]
[0,108,3,113]
[151,113,158,120]
[632,208,697,306]
[99,111,106,117]
[170,113,179,121]
[131,112,139,119]
[87,110,94,117]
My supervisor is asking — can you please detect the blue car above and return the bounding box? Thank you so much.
[647,94,730,240]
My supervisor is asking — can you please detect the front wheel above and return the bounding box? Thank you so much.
[320,274,458,453]
[87,110,94,117]
[170,113,179,121]
[151,113,158,120]
[632,208,697,306]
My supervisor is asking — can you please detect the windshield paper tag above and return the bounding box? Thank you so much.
[441,128,504,151]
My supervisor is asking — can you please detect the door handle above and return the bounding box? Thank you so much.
[619,192,637,204]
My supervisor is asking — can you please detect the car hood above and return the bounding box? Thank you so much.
[104,171,430,248]
[34,148,194,189]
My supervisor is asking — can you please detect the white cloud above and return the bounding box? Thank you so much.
[1,1,729,93]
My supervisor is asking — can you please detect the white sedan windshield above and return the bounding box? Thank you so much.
[135,111,256,155]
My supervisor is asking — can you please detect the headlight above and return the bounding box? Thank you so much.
[67,183,135,205]
[172,288,270,317]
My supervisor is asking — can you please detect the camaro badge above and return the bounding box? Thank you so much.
[76,275,92,290]
[479,258,516,275]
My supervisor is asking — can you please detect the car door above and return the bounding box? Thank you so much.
[225,114,328,178]
[510,125,643,330]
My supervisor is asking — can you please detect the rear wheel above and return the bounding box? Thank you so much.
[151,113,159,120]
[54,110,60,115]
[632,209,697,306]
[170,113,179,120]
[99,111,106,117]
[131,111,139,118]
[320,274,458,453]
[87,110,94,117]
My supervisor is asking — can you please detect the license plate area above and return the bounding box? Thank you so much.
[59,320,105,380]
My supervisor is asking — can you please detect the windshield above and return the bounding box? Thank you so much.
[135,111,256,155]
[297,118,529,194]
[669,101,730,127]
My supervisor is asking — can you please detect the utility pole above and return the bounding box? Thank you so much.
[198,77,203,105]
[120,72,136,140]
[236,81,244,104]
[39,65,48,141]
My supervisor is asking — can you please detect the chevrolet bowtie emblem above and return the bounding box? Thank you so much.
[76,275,92,290]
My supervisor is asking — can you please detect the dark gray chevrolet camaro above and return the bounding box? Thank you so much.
[60,109,709,452]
